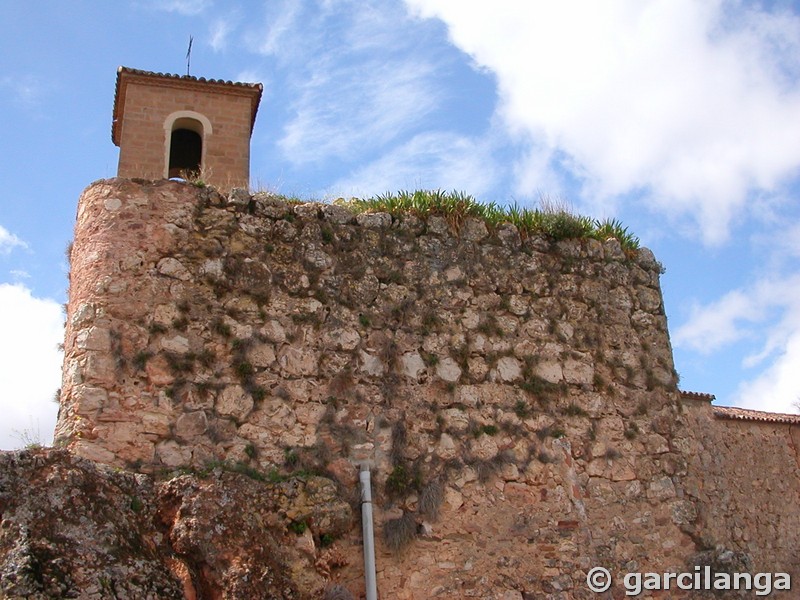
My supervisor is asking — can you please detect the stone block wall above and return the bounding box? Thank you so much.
[55,178,799,598]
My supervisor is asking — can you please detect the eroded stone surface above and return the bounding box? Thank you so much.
[0,448,352,600]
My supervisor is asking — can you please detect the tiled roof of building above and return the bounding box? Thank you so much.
[681,390,800,424]
[112,66,263,145]
[713,406,800,425]
[680,390,716,402]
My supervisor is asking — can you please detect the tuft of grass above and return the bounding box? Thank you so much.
[418,478,444,520]
[132,350,154,371]
[383,512,417,553]
[472,423,498,437]
[211,318,232,338]
[562,403,588,417]
[129,496,144,513]
[288,520,308,535]
[385,463,421,498]
[514,399,530,419]
[335,190,640,251]
[323,584,355,600]
[537,450,557,464]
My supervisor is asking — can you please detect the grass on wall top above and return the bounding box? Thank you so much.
[335,189,640,252]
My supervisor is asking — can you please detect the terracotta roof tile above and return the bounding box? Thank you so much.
[713,405,800,425]
[680,390,716,402]
[112,66,263,145]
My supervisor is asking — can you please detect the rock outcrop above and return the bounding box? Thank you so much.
[0,448,353,599]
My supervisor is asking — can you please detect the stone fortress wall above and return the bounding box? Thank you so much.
[55,177,800,598]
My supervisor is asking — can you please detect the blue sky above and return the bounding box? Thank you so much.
[2,0,800,449]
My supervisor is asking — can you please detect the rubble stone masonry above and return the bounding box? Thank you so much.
[53,178,799,598]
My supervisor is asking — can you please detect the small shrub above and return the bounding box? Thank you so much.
[480,424,499,436]
[563,403,588,417]
[390,421,407,466]
[383,512,417,553]
[422,352,439,367]
[235,360,255,379]
[132,350,153,371]
[624,422,639,439]
[211,318,232,338]
[474,459,495,483]
[129,496,144,513]
[248,385,267,402]
[358,314,371,328]
[197,348,215,368]
[537,450,556,464]
[514,399,530,419]
[288,520,308,535]
[148,322,168,335]
[165,352,195,374]
[604,447,622,461]
[244,443,257,459]
[385,464,420,498]
[285,448,299,467]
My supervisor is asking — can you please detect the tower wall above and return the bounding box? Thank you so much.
[113,69,260,189]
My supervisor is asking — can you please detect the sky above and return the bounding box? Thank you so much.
[1,0,799,449]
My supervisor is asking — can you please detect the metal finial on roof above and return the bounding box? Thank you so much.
[186,35,193,76]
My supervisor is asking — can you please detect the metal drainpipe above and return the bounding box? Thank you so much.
[360,465,378,600]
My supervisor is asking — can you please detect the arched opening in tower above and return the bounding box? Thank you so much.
[168,128,202,179]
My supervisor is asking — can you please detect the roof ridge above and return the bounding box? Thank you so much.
[713,405,800,425]
[117,66,263,89]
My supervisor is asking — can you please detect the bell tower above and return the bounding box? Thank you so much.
[111,66,263,189]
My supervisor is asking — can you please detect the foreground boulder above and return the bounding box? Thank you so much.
[0,448,354,599]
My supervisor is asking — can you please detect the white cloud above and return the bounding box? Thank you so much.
[0,284,63,450]
[404,0,800,244]
[209,18,234,52]
[0,76,43,109]
[734,332,800,414]
[327,131,501,198]
[153,0,210,15]
[244,0,450,166]
[280,60,442,165]
[246,0,303,58]
[674,289,762,354]
[0,225,27,254]
[674,273,800,412]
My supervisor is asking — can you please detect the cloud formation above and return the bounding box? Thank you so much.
[328,131,500,199]
[0,284,63,449]
[404,0,800,244]
[243,1,453,168]
[674,274,800,412]
[0,225,27,255]
[152,0,210,16]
